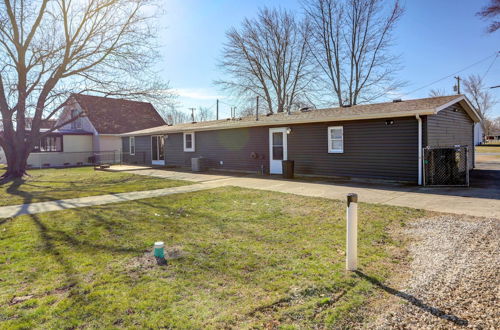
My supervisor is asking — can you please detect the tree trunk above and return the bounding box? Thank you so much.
[1,144,29,180]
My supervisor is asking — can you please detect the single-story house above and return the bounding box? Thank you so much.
[486,131,500,142]
[24,94,165,167]
[121,95,480,184]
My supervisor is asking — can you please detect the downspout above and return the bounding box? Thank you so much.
[416,114,422,185]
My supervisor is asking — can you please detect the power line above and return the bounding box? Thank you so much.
[219,99,237,108]
[404,51,499,96]
[481,52,499,82]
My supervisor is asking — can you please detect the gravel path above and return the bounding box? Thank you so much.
[371,215,500,329]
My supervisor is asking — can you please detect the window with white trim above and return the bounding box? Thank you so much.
[129,136,135,155]
[184,132,195,152]
[328,126,344,153]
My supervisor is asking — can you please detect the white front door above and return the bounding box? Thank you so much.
[151,135,165,165]
[269,128,288,174]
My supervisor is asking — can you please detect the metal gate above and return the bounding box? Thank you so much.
[423,146,469,186]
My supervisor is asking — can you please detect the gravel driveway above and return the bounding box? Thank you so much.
[371,215,499,329]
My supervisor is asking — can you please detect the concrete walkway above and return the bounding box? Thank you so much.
[0,179,229,219]
[1,165,499,219]
[123,168,500,219]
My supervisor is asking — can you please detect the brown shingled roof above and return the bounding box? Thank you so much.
[72,94,165,134]
[122,95,480,136]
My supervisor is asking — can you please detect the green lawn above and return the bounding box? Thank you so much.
[476,145,500,153]
[0,187,427,328]
[0,167,190,207]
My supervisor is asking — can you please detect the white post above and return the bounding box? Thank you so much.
[346,193,358,271]
[416,114,423,185]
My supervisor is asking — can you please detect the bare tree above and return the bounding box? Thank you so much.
[0,0,167,180]
[483,117,499,138]
[428,88,447,97]
[477,0,500,33]
[156,104,189,125]
[216,8,313,114]
[463,74,497,129]
[197,107,213,122]
[303,0,404,106]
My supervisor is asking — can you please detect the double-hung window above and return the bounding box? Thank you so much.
[328,126,344,153]
[184,132,195,152]
[129,136,135,155]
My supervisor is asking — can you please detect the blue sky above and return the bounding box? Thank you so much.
[159,0,500,118]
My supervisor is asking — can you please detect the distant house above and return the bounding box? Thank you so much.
[486,130,500,142]
[121,95,480,184]
[474,122,483,145]
[24,94,164,167]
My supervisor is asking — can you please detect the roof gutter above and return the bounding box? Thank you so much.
[416,114,423,186]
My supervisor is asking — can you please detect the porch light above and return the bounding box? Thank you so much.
[286,127,292,134]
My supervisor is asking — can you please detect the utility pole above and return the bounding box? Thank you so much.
[216,99,219,120]
[454,76,461,94]
[256,96,259,121]
[285,94,290,115]
[189,108,196,122]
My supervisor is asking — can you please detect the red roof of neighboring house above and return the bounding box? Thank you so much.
[71,94,165,134]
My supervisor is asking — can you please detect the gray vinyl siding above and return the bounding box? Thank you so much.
[121,136,151,165]
[287,118,418,182]
[165,127,269,173]
[165,117,419,182]
[425,104,475,168]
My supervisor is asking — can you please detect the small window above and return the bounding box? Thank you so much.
[129,136,135,155]
[184,132,195,152]
[328,126,344,153]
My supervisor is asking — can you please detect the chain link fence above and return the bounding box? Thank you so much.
[423,146,469,186]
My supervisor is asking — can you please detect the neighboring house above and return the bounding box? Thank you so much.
[122,95,480,184]
[24,94,164,168]
[486,131,500,142]
[474,122,483,145]
[1,118,57,165]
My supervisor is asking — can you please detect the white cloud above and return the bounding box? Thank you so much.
[173,88,224,101]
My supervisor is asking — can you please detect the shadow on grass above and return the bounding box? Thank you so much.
[24,209,146,317]
[355,271,468,327]
[31,214,80,288]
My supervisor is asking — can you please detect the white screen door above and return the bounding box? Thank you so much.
[269,128,288,174]
[151,135,165,165]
